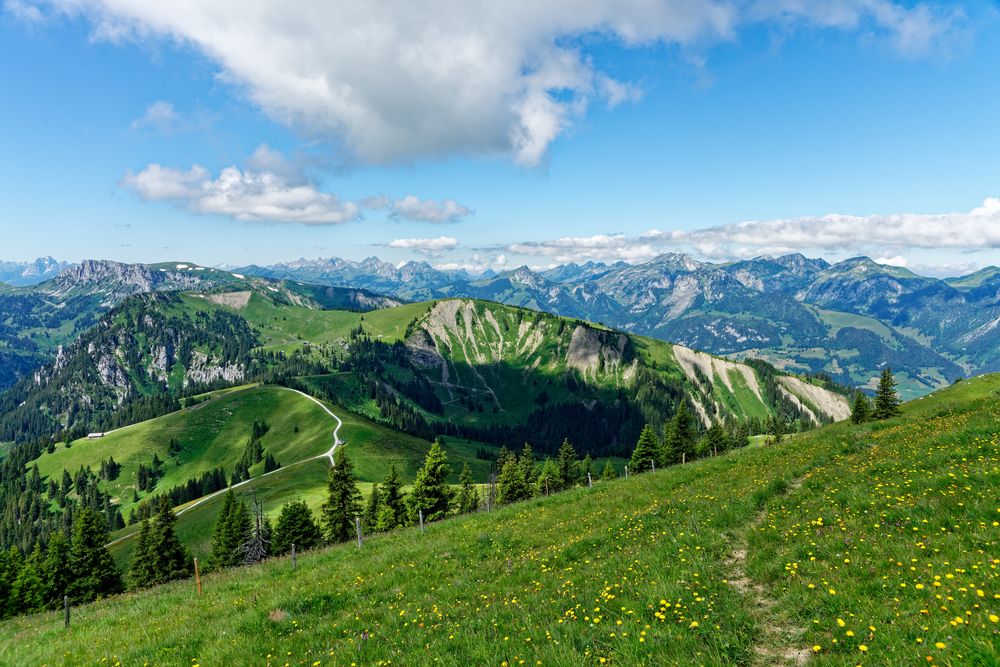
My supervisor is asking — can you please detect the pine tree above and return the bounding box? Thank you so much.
[850,392,871,424]
[581,454,593,482]
[600,459,617,480]
[129,518,155,589]
[42,533,71,609]
[663,401,697,464]
[496,454,529,505]
[0,546,21,617]
[363,483,382,532]
[555,438,580,491]
[209,490,251,569]
[12,545,46,614]
[770,414,786,444]
[241,494,271,565]
[272,500,322,555]
[66,508,122,603]
[630,424,660,473]
[518,443,537,490]
[407,440,452,524]
[145,497,191,584]
[455,463,479,514]
[873,368,901,420]
[321,447,362,543]
[703,422,729,455]
[380,465,406,529]
[536,458,559,496]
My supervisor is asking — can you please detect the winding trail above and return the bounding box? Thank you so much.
[724,475,810,666]
[105,387,344,548]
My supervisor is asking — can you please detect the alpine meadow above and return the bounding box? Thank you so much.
[2,1,1000,665]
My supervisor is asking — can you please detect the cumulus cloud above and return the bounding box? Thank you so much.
[20,0,968,165]
[385,236,460,253]
[506,197,1000,264]
[121,157,361,224]
[388,196,472,223]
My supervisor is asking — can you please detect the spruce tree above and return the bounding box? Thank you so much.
[629,424,659,473]
[321,447,362,543]
[363,483,382,532]
[129,518,155,589]
[66,508,122,603]
[496,454,529,505]
[13,545,46,614]
[663,401,697,464]
[600,459,617,480]
[536,458,559,496]
[555,438,580,491]
[455,463,479,514]
[380,465,406,529]
[581,454,593,482]
[146,497,191,584]
[850,392,871,424]
[873,368,901,419]
[704,422,729,455]
[272,500,322,555]
[518,444,537,490]
[42,533,71,609]
[407,440,452,524]
[209,490,251,569]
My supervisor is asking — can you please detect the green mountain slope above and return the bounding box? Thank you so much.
[4,373,996,666]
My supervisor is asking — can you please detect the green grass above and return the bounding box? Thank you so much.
[35,386,334,519]
[7,375,997,665]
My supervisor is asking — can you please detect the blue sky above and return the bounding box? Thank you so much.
[2,1,1000,275]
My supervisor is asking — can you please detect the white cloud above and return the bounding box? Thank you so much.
[386,236,460,252]
[388,196,472,223]
[4,0,44,22]
[505,197,1000,264]
[121,158,361,224]
[130,100,180,132]
[23,0,967,165]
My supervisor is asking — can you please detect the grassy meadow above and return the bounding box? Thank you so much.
[4,374,997,665]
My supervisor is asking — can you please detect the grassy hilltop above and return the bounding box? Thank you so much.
[4,372,997,665]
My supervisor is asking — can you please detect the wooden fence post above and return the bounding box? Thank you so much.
[587,472,592,487]
[419,510,424,532]
[682,453,686,465]
[291,543,297,569]
[356,516,363,548]
[624,465,628,479]
[194,558,202,595]
[651,460,655,472]
[64,595,69,629]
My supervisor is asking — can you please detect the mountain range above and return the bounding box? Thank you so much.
[238,253,1000,397]
[4,252,999,399]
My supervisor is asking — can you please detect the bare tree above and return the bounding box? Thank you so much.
[240,489,270,565]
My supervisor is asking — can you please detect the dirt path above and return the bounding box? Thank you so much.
[105,387,344,548]
[725,476,811,666]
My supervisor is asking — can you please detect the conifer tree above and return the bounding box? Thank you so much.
[407,440,452,524]
[518,443,537,490]
[39,533,70,609]
[145,497,191,584]
[850,392,871,424]
[380,464,406,529]
[321,447,362,542]
[0,546,21,617]
[873,368,901,419]
[536,458,559,496]
[129,519,155,589]
[66,508,122,603]
[600,459,617,480]
[363,483,382,532]
[12,545,46,614]
[663,401,697,464]
[455,463,479,514]
[629,424,659,473]
[209,490,251,569]
[272,499,322,555]
[581,454,593,482]
[703,422,729,455]
[555,438,580,491]
[496,454,529,505]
